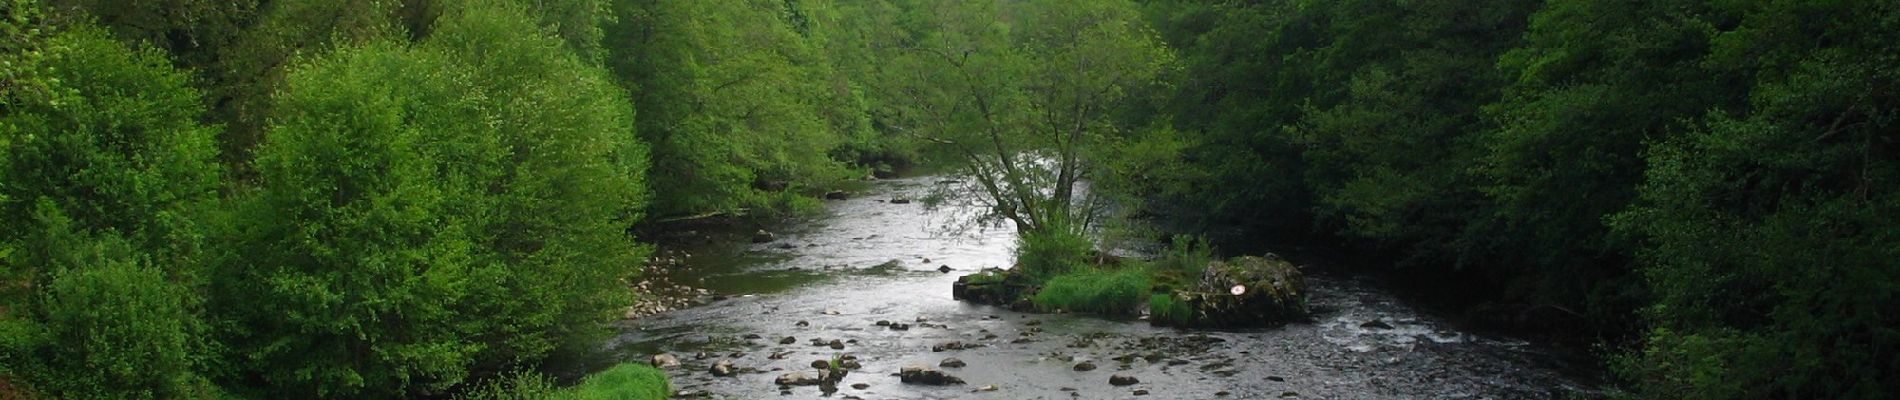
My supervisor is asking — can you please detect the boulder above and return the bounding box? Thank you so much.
[1109,374,1140,386]
[1072,362,1097,371]
[710,360,736,377]
[650,353,681,369]
[898,366,965,385]
[951,268,1038,311]
[776,372,820,386]
[1153,255,1308,328]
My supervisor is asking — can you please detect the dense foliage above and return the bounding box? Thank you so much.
[2,0,1894,398]
[207,2,648,396]
[1135,0,1900,398]
[1,23,221,399]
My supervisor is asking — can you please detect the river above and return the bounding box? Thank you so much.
[609,175,1602,399]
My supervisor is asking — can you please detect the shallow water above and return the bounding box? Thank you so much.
[611,176,1600,399]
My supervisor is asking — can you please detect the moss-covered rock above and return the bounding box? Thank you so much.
[951,268,1038,311]
[1152,255,1308,327]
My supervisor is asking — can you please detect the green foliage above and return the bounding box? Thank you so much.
[0,20,221,399]
[1032,267,1152,316]
[1141,0,1900,397]
[210,2,647,396]
[874,0,1174,234]
[0,24,222,265]
[1608,2,1900,397]
[456,363,669,400]
[14,221,208,399]
[563,363,670,400]
[607,0,859,217]
[1014,228,1092,281]
[1147,293,1192,326]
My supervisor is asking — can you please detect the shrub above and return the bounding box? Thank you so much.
[210,2,649,396]
[1014,228,1092,281]
[1032,267,1152,315]
[0,22,221,400]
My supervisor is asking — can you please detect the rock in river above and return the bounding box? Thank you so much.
[939,358,966,368]
[751,230,776,243]
[1109,374,1140,386]
[1361,318,1395,330]
[898,366,965,385]
[651,353,681,369]
[1073,361,1097,371]
[776,372,820,386]
[710,359,736,377]
[1152,255,1309,328]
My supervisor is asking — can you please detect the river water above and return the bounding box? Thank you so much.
[610,176,1601,399]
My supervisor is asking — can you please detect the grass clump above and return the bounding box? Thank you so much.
[1032,267,1152,315]
[456,363,669,400]
[1015,228,1092,280]
[1148,293,1194,325]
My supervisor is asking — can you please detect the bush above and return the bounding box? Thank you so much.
[1014,228,1092,280]
[23,230,206,399]
[0,22,221,400]
[455,363,669,400]
[210,2,649,396]
[1032,267,1152,315]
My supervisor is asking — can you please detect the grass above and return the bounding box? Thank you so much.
[1031,267,1152,315]
[1148,293,1194,325]
[456,363,669,400]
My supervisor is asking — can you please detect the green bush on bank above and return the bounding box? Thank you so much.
[457,363,670,400]
[1015,228,1093,281]
[0,21,223,399]
[207,1,649,396]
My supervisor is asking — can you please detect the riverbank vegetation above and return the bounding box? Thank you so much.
[1,0,899,397]
[2,0,1894,398]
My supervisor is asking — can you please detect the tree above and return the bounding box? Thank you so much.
[209,2,648,396]
[607,0,856,217]
[0,20,222,398]
[885,0,1171,238]
[1611,1,1900,398]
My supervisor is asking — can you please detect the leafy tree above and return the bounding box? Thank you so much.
[884,0,1172,236]
[607,0,855,217]
[209,2,647,396]
[0,19,221,399]
[1611,1,1900,398]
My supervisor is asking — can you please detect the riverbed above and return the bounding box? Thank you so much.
[610,176,1601,399]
